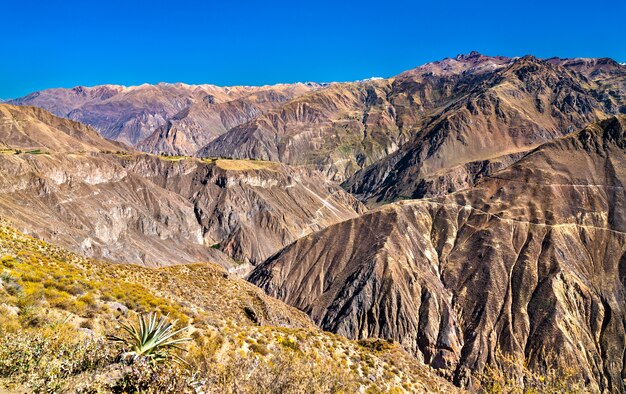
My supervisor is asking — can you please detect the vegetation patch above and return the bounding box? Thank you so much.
[0,219,463,393]
[215,158,279,171]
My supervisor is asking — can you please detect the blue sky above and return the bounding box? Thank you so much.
[1,0,625,99]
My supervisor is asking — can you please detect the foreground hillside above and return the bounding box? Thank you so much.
[0,104,363,269]
[0,218,460,393]
[250,116,626,392]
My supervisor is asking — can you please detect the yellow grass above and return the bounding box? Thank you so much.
[215,159,278,171]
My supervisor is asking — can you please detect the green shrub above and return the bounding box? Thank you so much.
[107,312,191,365]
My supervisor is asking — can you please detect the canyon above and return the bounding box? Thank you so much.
[4,52,626,392]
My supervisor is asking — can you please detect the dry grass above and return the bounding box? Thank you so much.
[156,154,189,161]
[480,351,589,394]
[215,158,279,171]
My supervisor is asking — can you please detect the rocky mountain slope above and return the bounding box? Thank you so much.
[199,53,626,189]
[10,82,318,151]
[116,155,365,266]
[249,115,626,392]
[136,85,317,155]
[0,104,363,269]
[343,55,626,204]
[0,104,125,153]
[0,151,232,268]
[0,219,461,393]
[197,79,407,181]
[196,53,509,181]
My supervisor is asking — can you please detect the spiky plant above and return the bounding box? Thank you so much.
[108,312,191,364]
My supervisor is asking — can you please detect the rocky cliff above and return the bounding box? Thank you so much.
[249,115,626,392]
[0,105,364,269]
[0,152,234,268]
[117,155,366,265]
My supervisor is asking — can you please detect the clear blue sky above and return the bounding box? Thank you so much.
[1,0,625,99]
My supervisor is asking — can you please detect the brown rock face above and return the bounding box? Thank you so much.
[9,83,318,151]
[117,155,366,266]
[0,105,364,269]
[249,116,626,392]
[137,86,315,155]
[0,104,125,152]
[195,53,509,182]
[344,56,626,205]
[196,80,410,181]
[0,152,233,268]
[199,54,626,190]
[0,153,363,269]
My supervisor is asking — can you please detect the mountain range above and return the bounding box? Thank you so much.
[12,53,626,193]
[3,52,626,392]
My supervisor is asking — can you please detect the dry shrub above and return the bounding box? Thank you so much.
[193,349,359,394]
[480,350,589,394]
[0,325,116,393]
[106,359,193,394]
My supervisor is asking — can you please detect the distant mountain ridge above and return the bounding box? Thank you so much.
[344,54,626,204]
[12,53,625,197]
[10,82,320,152]
[0,103,126,152]
[199,53,626,191]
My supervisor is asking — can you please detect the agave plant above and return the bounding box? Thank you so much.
[108,312,191,364]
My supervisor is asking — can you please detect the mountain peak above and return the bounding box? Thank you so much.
[455,50,483,60]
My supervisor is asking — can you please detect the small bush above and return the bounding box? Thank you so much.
[1,255,16,268]
[107,312,191,365]
[357,338,395,352]
[249,342,269,356]
[277,335,300,351]
[107,358,192,394]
